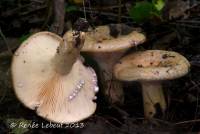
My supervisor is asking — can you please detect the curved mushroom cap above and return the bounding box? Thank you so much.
[11,32,98,123]
[64,24,146,52]
[114,50,190,81]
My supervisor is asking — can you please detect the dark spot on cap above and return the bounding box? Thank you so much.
[162,54,175,59]
[98,46,101,49]
[162,54,168,59]
[23,60,26,63]
[150,62,153,65]
[109,24,120,38]
[74,32,81,48]
[108,24,135,38]
[56,47,60,54]
[166,69,171,73]
[137,65,143,68]
[34,106,38,111]
[110,24,133,36]
[97,40,102,43]
[121,26,133,35]
[154,71,159,75]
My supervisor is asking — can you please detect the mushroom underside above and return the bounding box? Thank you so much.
[12,32,98,123]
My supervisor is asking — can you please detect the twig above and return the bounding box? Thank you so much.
[19,5,46,16]
[31,0,45,4]
[174,119,200,125]
[1,3,33,17]
[83,5,124,11]
[193,89,200,130]
[176,20,200,24]
[111,105,130,118]
[79,8,132,19]
[135,117,172,125]
[170,22,200,28]
[0,27,13,55]
[94,115,128,133]
[0,51,13,59]
[188,81,200,91]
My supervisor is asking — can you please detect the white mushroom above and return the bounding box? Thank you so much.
[11,31,99,123]
[114,50,190,118]
[64,24,146,104]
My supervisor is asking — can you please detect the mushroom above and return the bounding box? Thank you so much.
[64,24,146,104]
[114,50,190,118]
[11,31,99,123]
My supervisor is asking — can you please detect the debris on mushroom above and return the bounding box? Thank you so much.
[11,31,99,123]
[64,24,146,104]
[114,50,190,118]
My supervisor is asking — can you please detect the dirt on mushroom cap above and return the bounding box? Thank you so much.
[114,50,190,81]
[64,24,146,52]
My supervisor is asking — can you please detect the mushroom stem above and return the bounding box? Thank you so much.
[53,32,85,75]
[141,81,166,118]
[92,51,126,104]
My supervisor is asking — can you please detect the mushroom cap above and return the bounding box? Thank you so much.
[11,32,98,123]
[114,50,190,81]
[64,24,146,52]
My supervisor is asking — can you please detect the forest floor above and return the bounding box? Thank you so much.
[0,0,200,133]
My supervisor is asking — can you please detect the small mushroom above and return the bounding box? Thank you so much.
[11,31,99,123]
[114,50,190,118]
[64,24,146,104]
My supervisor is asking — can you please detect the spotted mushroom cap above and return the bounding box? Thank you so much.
[11,32,99,123]
[114,50,190,81]
[64,24,146,52]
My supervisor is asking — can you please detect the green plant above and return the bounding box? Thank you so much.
[19,33,32,43]
[129,0,165,23]
[153,0,165,11]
